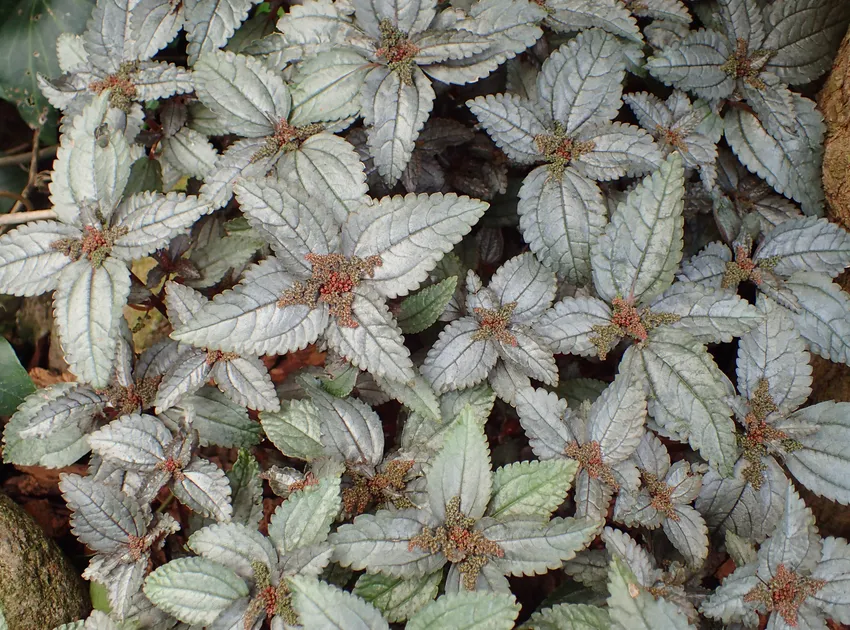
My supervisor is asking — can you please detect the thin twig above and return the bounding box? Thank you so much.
[8,128,43,216]
[0,144,57,167]
[0,209,54,225]
[0,191,33,213]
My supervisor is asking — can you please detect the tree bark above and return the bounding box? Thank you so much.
[0,492,90,630]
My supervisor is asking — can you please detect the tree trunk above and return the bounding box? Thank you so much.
[0,492,90,630]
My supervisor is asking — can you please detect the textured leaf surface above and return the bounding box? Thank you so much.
[754,216,850,278]
[785,402,850,505]
[59,473,147,553]
[488,459,577,519]
[466,93,547,164]
[344,192,486,299]
[289,575,390,630]
[397,277,458,334]
[518,166,608,285]
[268,476,341,553]
[635,330,737,475]
[261,399,325,461]
[143,557,248,626]
[171,257,327,356]
[763,0,850,85]
[0,221,79,296]
[362,66,435,185]
[646,29,733,100]
[193,50,285,136]
[537,29,625,134]
[354,572,441,623]
[428,408,492,521]
[736,295,812,415]
[54,258,130,388]
[482,516,601,576]
[784,272,850,365]
[515,387,576,460]
[725,95,825,216]
[185,0,260,64]
[649,283,762,343]
[406,592,520,630]
[593,154,685,305]
[607,556,694,629]
[421,317,497,392]
[331,509,444,576]
[325,285,414,382]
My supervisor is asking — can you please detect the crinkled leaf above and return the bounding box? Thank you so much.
[143,557,248,626]
[466,93,547,164]
[754,216,850,278]
[330,508,444,576]
[54,258,131,388]
[268,476,341,553]
[763,0,850,85]
[428,407,492,521]
[646,29,733,100]
[361,66,435,185]
[589,365,646,464]
[261,398,325,461]
[59,473,148,553]
[184,0,260,65]
[785,402,850,505]
[288,575,390,630]
[737,294,812,414]
[192,50,286,137]
[487,459,577,519]
[537,295,611,357]
[353,572,441,623]
[607,555,694,629]
[111,192,210,260]
[537,29,625,135]
[171,458,232,521]
[421,317,497,392]
[49,92,133,225]
[784,271,850,365]
[187,522,278,578]
[724,94,825,216]
[308,383,384,466]
[344,192,487,299]
[633,329,737,475]
[0,221,80,296]
[593,153,685,305]
[663,504,709,567]
[518,165,608,285]
[277,133,369,225]
[397,276,458,334]
[171,257,327,356]
[88,413,170,472]
[289,49,371,125]
[649,283,762,343]
[519,602,609,630]
[481,516,601,576]
[325,285,414,382]
[406,592,520,630]
[514,387,576,460]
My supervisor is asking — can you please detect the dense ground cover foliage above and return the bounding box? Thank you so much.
[1,0,850,627]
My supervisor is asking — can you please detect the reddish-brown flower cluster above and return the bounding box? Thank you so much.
[744,564,825,626]
[472,302,518,345]
[566,440,619,490]
[277,253,383,327]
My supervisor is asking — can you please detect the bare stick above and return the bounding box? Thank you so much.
[0,209,57,225]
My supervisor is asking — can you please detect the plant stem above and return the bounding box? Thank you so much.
[0,145,57,167]
[0,209,56,225]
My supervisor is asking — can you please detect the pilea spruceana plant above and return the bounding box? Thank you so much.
[0,0,848,627]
